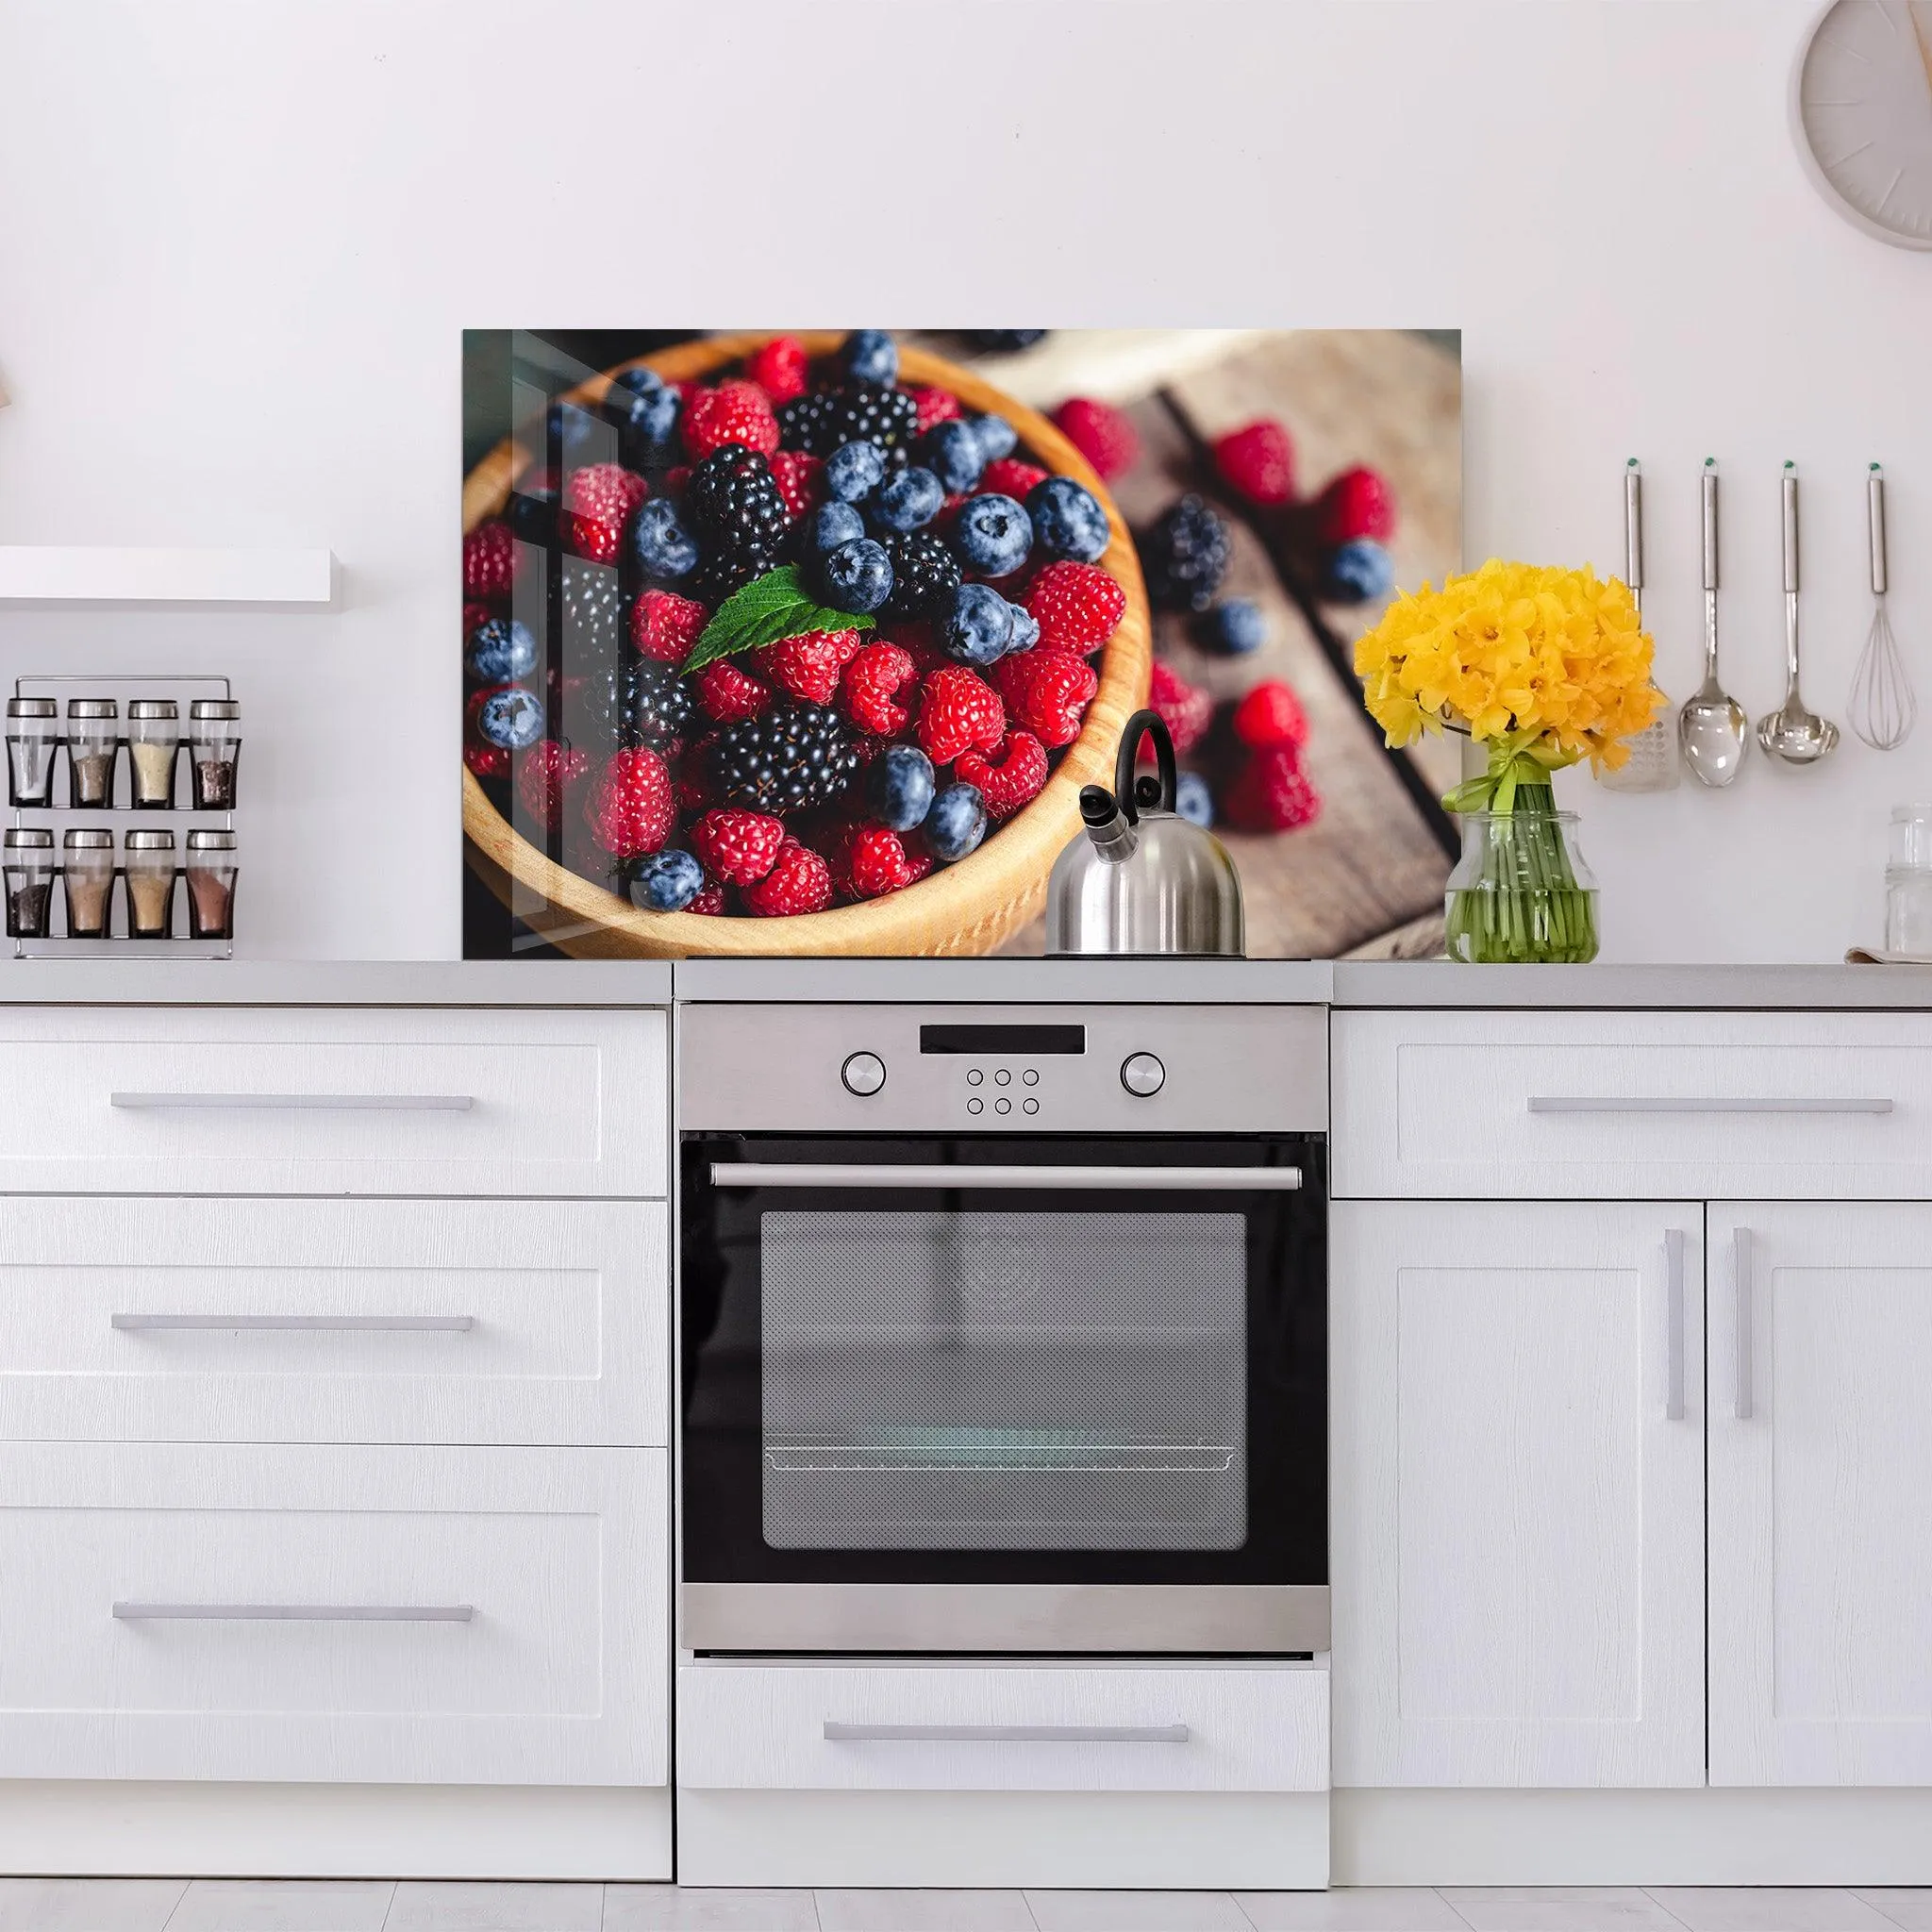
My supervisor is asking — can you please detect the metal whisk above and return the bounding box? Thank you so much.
[1849,462,1916,751]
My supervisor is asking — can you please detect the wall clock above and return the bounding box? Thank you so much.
[1790,0,1932,249]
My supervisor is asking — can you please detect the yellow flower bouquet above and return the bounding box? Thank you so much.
[1354,558,1661,962]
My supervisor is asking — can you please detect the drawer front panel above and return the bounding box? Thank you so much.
[0,1198,666,1446]
[1335,1009,1932,1199]
[0,1008,665,1195]
[0,1443,667,1786]
[676,1660,1326,1792]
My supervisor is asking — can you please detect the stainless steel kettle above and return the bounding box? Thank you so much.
[1044,708,1245,957]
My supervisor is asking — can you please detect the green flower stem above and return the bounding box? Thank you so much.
[1445,784,1599,964]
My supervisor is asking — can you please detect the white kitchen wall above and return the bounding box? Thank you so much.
[0,0,1924,962]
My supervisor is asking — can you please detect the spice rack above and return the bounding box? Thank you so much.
[4,674,239,958]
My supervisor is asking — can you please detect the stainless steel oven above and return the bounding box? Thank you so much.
[677,1001,1327,1656]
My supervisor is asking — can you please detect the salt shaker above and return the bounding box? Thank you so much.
[6,697,60,807]
[4,827,57,939]
[185,828,238,940]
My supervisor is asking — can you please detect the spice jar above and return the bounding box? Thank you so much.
[127,698,181,808]
[6,697,60,808]
[185,828,238,941]
[123,829,177,939]
[189,698,241,810]
[61,828,117,938]
[66,698,120,808]
[4,828,57,939]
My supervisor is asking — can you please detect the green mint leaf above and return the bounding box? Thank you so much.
[682,564,876,675]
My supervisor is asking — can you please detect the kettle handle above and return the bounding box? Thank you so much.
[1116,709,1176,824]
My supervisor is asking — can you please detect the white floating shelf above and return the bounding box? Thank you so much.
[0,546,336,609]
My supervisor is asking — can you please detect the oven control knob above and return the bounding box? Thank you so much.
[841,1052,887,1097]
[1120,1052,1166,1097]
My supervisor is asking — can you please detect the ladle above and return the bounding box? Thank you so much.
[1755,461,1839,767]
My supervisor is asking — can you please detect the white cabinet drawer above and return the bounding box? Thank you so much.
[0,1008,665,1195]
[676,1659,1326,1792]
[0,1443,667,1786]
[1335,1009,1932,1199]
[0,1197,666,1446]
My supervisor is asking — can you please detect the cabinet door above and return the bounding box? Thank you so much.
[1709,1202,1932,1786]
[1332,1200,1706,1787]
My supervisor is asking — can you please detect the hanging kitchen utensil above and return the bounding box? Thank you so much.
[1756,461,1840,767]
[1848,462,1915,751]
[1677,458,1749,787]
[1599,458,1678,791]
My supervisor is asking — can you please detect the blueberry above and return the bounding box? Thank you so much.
[1203,598,1267,654]
[475,685,545,750]
[973,413,1018,462]
[867,744,937,832]
[544,398,608,467]
[1323,539,1395,604]
[629,496,699,579]
[819,537,894,614]
[953,492,1033,577]
[507,476,558,546]
[627,847,705,912]
[825,439,887,503]
[940,582,1016,666]
[1174,771,1214,828]
[608,366,680,454]
[807,501,867,554]
[925,782,989,862]
[466,616,538,683]
[922,420,985,494]
[840,330,899,387]
[1005,602,1041,653]
[871,466,944,533]
[1028,476,1110,563]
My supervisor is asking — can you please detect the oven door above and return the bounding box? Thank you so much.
[679,1133,1326,1655]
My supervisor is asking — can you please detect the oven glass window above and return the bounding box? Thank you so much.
[759,1208,1246,1552]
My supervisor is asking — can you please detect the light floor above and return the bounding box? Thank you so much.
[2,1884,1930,1932]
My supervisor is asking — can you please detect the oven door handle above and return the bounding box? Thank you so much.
[824,1721,1190,1744]
[708,1162,1301,1191]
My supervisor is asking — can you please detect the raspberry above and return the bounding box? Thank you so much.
[1213,420,1297,507]
[1024,560,1126,655]
[745,337,808,405]
[841,641,918,736]
[691,808,785,885]
[991,650,1097,749]
[630,588,708,665]
[981,458,1049,500]
[563,463,648,564]
[909,385,963,433]
[742,838,834,917]
[687,879,728,915]
[1149,660,1212,757]
[1226,741,1322,832]
[767,449,822,519]
[582,747,675,859]
[1313,465,1395,544]
[757,627,864,706]
[463,521,517,600]
[845,825,922,899]
[916,666,1007,764]
[956,729,1050,821]
[695,659,771,724]
[682,379,781,461]
[462,600,494,639]
[514,740,591,832]
[464,739,508,782]
[1053,397,1140,480]
[1232,679,1309,749]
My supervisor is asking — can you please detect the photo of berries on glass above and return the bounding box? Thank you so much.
[460,329,1460,958]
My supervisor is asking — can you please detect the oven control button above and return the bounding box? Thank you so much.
[966,1069,983,1087]
[1023,1097,1040,1115]
[994,1097,1012,1115]
[1120,1052,1166,1097]
[966,1096,983,1115]
[841,1052,887,1097]
[1023,1069,1039,1086]
[994,1069,1011,1087]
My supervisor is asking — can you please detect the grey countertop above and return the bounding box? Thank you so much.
[1330,961,1932,1009]
[0,958,673,1007]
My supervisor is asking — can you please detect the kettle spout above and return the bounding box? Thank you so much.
[1078,784,1139,864]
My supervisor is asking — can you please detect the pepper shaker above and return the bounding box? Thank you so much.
[65,698,120,808]
[188,698,241,810]
[4,828,57,939]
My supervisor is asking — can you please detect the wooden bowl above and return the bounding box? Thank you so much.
[461,333,1152,957]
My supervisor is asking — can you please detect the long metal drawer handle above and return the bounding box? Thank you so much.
[824,1722,1189,1744]
[111,1092,475,1111]
[1663,1227,1686,1422]
[1734,1224,1754,1422]
[1527,1096,1892,1115]
[111,1314,475,1332]
[113,1602,475,1622]
[712,1163,1301,1191]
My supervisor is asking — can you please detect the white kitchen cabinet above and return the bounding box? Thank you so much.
[1331,1198,1706,1788]
[1709,1202,1932,1787]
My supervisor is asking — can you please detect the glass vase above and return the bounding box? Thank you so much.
[1445,795,1599,964]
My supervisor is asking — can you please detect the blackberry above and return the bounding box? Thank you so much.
[777,384,920,462]
[560,556,622,658]
[881,528,961,620]
[684,443,791,590]
[777,390,844,456]
[708,702,861,815]
[1140,494,1231,613]
[588,658,695,749]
